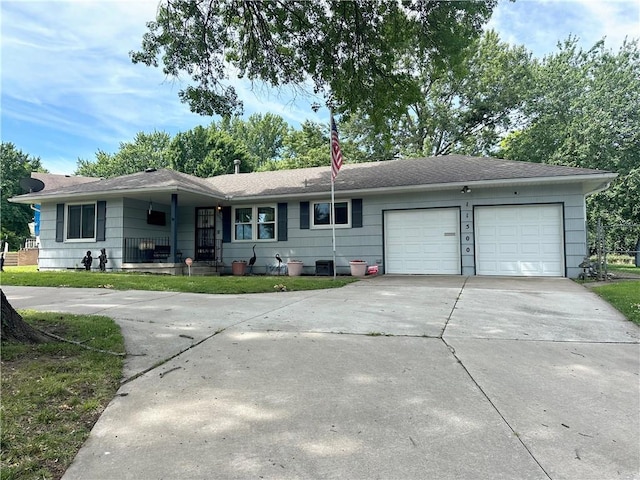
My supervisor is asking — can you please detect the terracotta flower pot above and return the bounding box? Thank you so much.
[349,260,367,277]
[232,261,247,276]
[287,261,303,276]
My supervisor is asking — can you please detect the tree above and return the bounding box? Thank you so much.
[339,30,534,159]
[0,142,46,249]
[131,0,496,125]
[169,125,253,176]
[257,120,329,170]
[1,289,49,343]
[220,113,290,169]
[499,38,640,250]
[76,131,172,178]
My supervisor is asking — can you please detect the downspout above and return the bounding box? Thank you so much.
[171,194,178,263]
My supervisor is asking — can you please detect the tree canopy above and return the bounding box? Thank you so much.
[76,131,172,178]
[219,113,290,169]
[340,30,534,160]
[169,125,253,176]
[499,38,640,249]
[130,0,496,125]
[1,143,46,249]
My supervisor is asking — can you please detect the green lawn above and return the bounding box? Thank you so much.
[0,266,357,294]
[606,264,640,277]
[1,311,124,480]
[591,280,640,325]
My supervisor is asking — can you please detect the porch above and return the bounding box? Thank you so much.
[122,236,224,276]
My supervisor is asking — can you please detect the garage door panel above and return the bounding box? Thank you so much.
[521,225,540,236]
[385,209,460,275]
[500,243,518,255]
[475,205,564,277]
[498,226,518,237]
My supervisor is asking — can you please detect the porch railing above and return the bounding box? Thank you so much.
[123,237,170,263]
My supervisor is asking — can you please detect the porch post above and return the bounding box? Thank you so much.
[171,194,178,263]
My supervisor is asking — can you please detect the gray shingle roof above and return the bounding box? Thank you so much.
[32,172,100,191]
[208,155,613,198]
[13,156,614,203]
[26,169,224,199]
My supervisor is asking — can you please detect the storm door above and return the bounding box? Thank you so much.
[195,207,217,261]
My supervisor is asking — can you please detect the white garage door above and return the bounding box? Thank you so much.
[475,204,564,276]
[385,208,460,274]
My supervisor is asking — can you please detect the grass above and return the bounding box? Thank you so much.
[591,280,640,325]
[606,264,640,277]
[1,311,124,480]
[0,266,357,294]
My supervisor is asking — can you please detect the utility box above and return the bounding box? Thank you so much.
[315,260,334,276]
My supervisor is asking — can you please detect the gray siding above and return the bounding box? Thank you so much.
[221,183,588,277]
[38,199,124,270]
[36,182,589,277]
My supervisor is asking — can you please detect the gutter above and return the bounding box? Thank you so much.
[9,172,618,205]
[8,186,227,205]
[222,173,620,203]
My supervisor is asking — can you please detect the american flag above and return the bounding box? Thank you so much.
[331,115,343,182]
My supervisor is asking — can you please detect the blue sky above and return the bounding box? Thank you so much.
[1,0,638,175]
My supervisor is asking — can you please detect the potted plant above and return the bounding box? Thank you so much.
[349,260,367,277]
[287,260,303,276]
[231,260,247,276]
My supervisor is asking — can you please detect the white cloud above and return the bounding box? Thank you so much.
[487,0,639,57]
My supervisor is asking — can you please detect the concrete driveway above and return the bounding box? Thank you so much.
[4,276,639,480]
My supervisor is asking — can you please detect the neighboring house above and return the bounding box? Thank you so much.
[10,156,616,278]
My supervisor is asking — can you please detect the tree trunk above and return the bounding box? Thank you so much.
[1,289,49,343]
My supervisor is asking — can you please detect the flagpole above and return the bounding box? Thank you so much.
[331,171,337,280]
[330,111,337,280]
[329,111,343,280]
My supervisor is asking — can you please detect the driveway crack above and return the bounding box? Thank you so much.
[439,276,469,338]
[441,335,552,479]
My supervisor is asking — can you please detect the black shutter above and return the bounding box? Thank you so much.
[56,204,64,242]
[222,206,232,243]
[352,198,363,228]
[277,203,288,241]
[300,201,310,229]
[96,201,107,241]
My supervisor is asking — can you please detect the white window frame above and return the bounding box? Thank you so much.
[232,205,277,242]
[311,200,351,229]
[65,202,97,242]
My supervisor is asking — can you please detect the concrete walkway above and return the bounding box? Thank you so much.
[4,277,639,479]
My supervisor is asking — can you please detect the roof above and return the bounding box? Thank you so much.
[32,172,100,191]
[208,155,615,198]
[14,169,224,203]
[11,156,616,204]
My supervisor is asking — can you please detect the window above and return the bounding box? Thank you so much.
[312,200,350,228]
[233,205,276,241]
[257,206,276,240]
[66,203,96,240]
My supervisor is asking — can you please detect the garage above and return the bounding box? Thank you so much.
[475,204,564,276]
[384,208,460,274]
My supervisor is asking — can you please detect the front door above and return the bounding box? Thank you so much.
[195,208,217,261]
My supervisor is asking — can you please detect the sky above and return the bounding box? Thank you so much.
[1,0,639,175]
